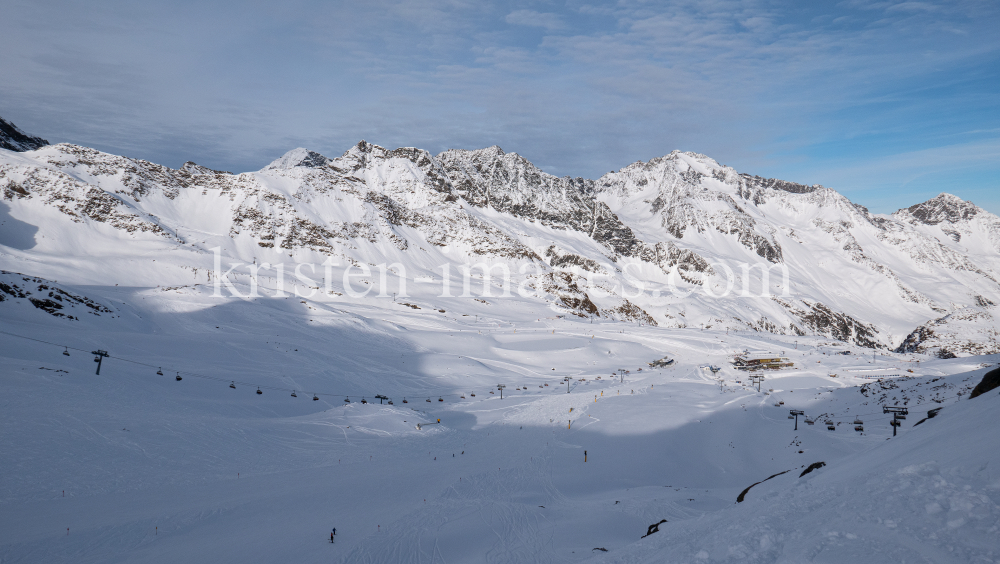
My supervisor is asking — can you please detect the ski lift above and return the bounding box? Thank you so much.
[157,367,163,376]
[361,397,367,404]
[402,397,408,403]
[516,387,521,391]
[230,381,236,389]
[291,390,297,397]
[175,372,182,381]
[388,400,393,405]
[470,392,475,397]
[853,418,863,425]
[855,425,864,432]
[788,415,794,419]
[438,397,443,402]
[256,387,262,395]
[827,424,835,431]
[805,419,815,425]
[344,397,350,403]
[313,394,319,401]
[426,398,431,402]
[460,394,465,399]
[63,347,70,357]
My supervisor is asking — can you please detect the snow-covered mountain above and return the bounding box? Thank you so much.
[0,117,997,353]
[0,116,49,152]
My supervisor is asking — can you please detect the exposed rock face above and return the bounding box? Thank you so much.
[969,368,1000,399]
[899,193,979,225]
[0,117,49,152]
[895,307,1000,357]
[0,270,113,319]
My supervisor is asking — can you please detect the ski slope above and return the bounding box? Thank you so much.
[2,278,998,563]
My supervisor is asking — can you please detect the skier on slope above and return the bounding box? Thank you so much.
[331,528,336,542]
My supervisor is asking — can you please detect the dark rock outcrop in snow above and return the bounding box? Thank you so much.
[969,368,1000,399]
[0,117,49,152]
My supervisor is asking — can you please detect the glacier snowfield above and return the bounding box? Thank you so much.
[2,282,998,564]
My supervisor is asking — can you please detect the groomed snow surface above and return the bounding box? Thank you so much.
[2,283,998,564]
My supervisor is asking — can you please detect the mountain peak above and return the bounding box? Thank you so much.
[262,148,332,171]
[898,193,980,225]
[0,116,49,152]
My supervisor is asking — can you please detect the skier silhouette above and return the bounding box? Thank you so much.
[331,528,336,542]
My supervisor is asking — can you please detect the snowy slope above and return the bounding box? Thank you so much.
[1,273,996,563]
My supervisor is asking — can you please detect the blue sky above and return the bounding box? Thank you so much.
[2,0,998,214]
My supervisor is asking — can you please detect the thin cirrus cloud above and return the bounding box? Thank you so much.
[0,0,997,214]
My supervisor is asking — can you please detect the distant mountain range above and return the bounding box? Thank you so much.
[1,116,997,356]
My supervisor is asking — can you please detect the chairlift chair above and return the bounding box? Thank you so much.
[426,398,432,402]
[230,381,236,389]
[313,394,319,401]
[63,347,70,356]
[175,373,182,381]
[470,392,475,397]
[344,397,350,403]
[827,424,835,430]
[402,397,408,403]
[291,390,297,397]
[461,394,465,399]
[388,400,393,405]
[853,418,863,425]
[157,367,163,375]
[256,387,262,395]
[361,397,367,404]
[855,425,864,432]
[438,397,443,402]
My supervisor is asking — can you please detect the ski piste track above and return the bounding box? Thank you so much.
[2,289,999,563]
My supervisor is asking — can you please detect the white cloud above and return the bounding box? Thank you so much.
[504,9,564,30]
